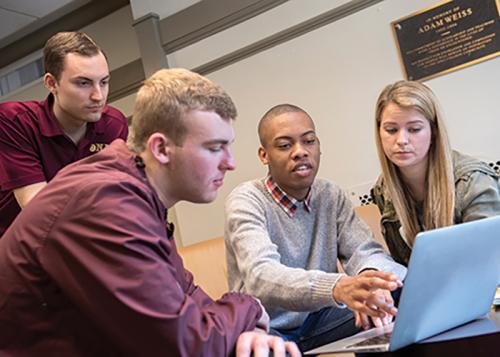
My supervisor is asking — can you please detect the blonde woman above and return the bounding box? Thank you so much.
[371,80,500,266]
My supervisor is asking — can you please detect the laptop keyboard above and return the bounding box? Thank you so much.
[345,332,392,348]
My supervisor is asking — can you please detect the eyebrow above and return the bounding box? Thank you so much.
[71,74,110,82]
[273,130,316,141]
[382,119,425,125]
[203,138,233,146]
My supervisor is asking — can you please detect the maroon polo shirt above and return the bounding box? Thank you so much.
[0,140,261,355]
[0,94,128,236]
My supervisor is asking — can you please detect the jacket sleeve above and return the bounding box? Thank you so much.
[456,171,500,222]
[39,180,261,357]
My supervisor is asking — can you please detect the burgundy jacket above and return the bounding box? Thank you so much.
[0,140,261,356]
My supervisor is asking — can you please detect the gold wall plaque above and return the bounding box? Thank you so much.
[392,0,500,81]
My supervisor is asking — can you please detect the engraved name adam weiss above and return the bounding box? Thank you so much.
[419,7,473,33]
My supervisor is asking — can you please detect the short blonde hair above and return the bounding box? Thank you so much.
[374,80,455,244]
[129,68,237,151]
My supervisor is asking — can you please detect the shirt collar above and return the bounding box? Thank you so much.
[264,174,311,217]
[39,94,65,137]
[40,93,99,137]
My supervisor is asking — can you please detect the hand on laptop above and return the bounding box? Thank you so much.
[353,288,395,330]
[333,270,402,327]
[236,330,301,357]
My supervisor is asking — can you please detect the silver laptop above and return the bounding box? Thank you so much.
[306,215,500,354]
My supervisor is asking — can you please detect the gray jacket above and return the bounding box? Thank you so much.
[371,151,500,266]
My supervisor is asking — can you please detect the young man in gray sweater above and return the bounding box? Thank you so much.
[225,104,407,352]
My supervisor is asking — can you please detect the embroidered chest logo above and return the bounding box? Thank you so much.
[89,143,107,153]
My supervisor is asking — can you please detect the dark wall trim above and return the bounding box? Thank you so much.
[160,0,288,54]
[0,0,129,69]
[133,13,169,77]
[108,0,288,103]
[108,59,145,103]
[4,0,382,104]
[192,0,383,75]
[108,0,381,103]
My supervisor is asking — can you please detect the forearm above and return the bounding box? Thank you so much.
[344,240,407,281]
[43,237,261,356]
[336,193,406,281]
[13,181,47,208]
[230,239,342,311]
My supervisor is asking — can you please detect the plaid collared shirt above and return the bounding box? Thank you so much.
[264,175,311,217]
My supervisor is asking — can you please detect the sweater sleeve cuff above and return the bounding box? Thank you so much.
[356,259,407,282]
[311,272,347,309]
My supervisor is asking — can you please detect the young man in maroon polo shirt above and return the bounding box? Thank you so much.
[0,68,300,356]
[0,32,128,236]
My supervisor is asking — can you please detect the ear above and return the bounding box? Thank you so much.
[44,73,57,94]
[258,146,269,165]
[147,133,171,165]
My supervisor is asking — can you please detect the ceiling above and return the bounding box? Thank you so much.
[0,0,91,49]
[0,0,129,69]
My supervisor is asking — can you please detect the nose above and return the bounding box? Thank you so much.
[396,130,409,146]
[221,148,236,171]
[291,142,308,160]
[90,84,104,102]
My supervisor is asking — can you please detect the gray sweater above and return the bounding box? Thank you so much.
[225,178,406,330]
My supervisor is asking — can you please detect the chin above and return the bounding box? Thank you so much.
[392,160,414,168]
[86,115,103,123]
[301,176,316,187]
[193,193,218,204]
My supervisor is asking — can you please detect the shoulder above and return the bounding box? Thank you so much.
[52,148,153,213]
[371,175,386,199]
[310,178,355,214]
[99,105,128,126]
[453,150,498,182]
[230,179,264,194]
[0,100,44,123]
[312,177,345,197]
[370,175,395,217]
[227,179,266,202]
[226,179,274,216]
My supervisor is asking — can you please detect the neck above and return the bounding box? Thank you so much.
[141,152,176,209]
[399,165,427,202]
[52,103,87,144]
[289,190,309,201]
[282,185,310,201]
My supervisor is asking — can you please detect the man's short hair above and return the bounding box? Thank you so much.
[258,104,310,147]
[43,32,105,81]
[129,68,237,151]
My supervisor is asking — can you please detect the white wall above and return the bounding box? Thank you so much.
[169,0,500,246]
